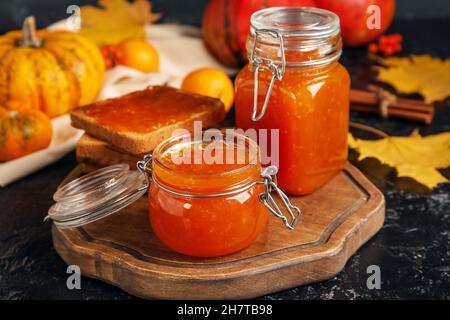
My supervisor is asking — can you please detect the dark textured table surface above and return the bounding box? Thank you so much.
[0,18,449,300]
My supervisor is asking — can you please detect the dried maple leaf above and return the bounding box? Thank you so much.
[377,55,450,103]
[80,0,160,46]
[348,129,450,189]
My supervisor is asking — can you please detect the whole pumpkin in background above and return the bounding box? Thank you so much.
[202,0,317,67]
[315,0,396,47]
[0,101,52,162]
[203,0,396,66]
[0,17,105,118]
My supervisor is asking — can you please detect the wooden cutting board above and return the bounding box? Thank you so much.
[52,163,385,299]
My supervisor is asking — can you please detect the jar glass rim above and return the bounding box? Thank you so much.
[250,6,340,39]
[248,6,342,67]
[152,129,261,179]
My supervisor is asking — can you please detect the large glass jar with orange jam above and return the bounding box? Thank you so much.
[235,7,350,195]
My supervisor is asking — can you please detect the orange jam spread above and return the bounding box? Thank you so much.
[149,135,267,257]
[84,86,223,133]
[235,62,350,195]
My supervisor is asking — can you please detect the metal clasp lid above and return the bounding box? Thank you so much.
[259,166,301,230]
[136,154,153,187]
[45,164,148,229]
[250,29,286,122]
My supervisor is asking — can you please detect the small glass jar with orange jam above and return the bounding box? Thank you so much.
[235,7,350,195]
[47,130,301,258]
[145,130,300,257]
[148,131,265,257]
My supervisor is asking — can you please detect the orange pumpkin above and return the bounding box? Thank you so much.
[0,101,52,162]
[0,16,105,118]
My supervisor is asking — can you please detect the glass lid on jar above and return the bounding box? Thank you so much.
[46,164,148,229]
[247,7,342,67]
[250,6,340,41]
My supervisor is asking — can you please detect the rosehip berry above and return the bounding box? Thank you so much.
[368,43,379,54]
[383,46,395,57]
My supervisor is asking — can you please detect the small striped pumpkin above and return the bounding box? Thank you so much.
[0,101,52,161]
[0,17,105,118]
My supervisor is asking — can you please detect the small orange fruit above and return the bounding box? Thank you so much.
[117,38,159,73]
[181,68,234,112]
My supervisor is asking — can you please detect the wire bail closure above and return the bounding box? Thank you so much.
[136,154,153,178]
[259,166,301,230]
[250,29,286,122]
[136,154,153,191]
[137,154,301,230]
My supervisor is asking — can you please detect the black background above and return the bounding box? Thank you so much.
[0,0,450,34]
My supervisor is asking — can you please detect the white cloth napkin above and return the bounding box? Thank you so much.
[0,23,236,187]
[145,24,236,86]
[99,66,171,100]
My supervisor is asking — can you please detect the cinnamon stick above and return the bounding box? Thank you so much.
[350,88,434,124]
[351,104,434,124]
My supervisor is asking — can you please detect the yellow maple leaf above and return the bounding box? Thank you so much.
[377,55,450,103]
[348,130,450,189]
[80,0,160,46]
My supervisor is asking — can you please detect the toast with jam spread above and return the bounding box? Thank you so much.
[70,86,226,155]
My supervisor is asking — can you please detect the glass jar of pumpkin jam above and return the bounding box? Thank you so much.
[235,7,350,195]
[148,131,267,257]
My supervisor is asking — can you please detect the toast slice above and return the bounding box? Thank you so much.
[80,161,105,174]
[71,86,226,155]
[76,134,143,169]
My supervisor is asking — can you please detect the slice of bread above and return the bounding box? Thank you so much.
[80,161,105,174]
[76,134,143,169]
[71,86,226,155]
